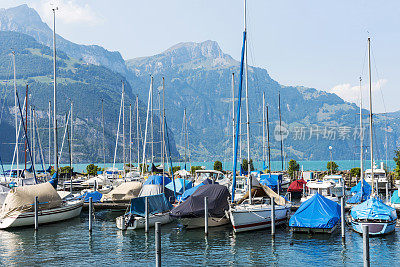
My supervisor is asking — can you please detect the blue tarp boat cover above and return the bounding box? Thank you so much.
[347,189,370,204]
[350,179,372,195]
[180,179,216,201]
[128,193,173,217]
[350,197,397,221]
[289,193,341,229]
[170,184,230,218]
[144,175,171,185]
[260,174,282,191]
[391,190,400,204]
[80,191,103,203]
[166,178,193,194]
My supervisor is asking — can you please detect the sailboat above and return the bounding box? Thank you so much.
[227,0,290,233]
[349,37,397,235]
[0,8,83,228]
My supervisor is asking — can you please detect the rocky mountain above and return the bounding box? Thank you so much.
[0,31,179,164]
[127,40,398,162]
[0,4,129,76]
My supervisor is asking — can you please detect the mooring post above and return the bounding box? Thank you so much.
[385,182,389,204]
[89,197,93,232]
[94,180,97,191]
[145,196,149,233]
[271,197,275,236]
[340,196,345,239]
[363,225,370,267]
[155,222,161,267]
[204,196,208,236]
[342,178,345,198]
[34,196,38,230]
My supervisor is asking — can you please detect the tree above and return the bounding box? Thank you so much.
[288,159,300,178]
[327,161,339,173]
[214,161,223,172]
[191,166,202,174]
[242,158,254,173]
[86,164,101,176]
[394,149,400,179]
[350,167,361,178]
[172,166,181,174]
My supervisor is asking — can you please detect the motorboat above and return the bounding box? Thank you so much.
[364,162,390,191]
[194,170,230,188]
[300,180,338,203]
[322,174,345,197]
[290,193,341,234]
[116,193,173,230]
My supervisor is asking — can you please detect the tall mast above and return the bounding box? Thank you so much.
[368,37,374,194]
[232,73,235,162]
[25,85,28,171]
[70,101,73,169]
[136,95,140,169]
[278,92,284,171]
[101,99,106,170]
[48,101,51,169]
[183,108,187,170]
[243,0,252,204]
[262,92,266,168]
[52,7,59,178]
[31,106,35,168]
[266,106,271,174]
[122,82,126,179]
[12,51,19,175]
[129,103,132,173]
[150,77,154,166]
[162,77,165,191]
[359,77,364,182]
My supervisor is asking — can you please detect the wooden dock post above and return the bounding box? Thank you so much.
[204,196,208,236]
[340,196,345,239]
[89,197,93,232]
[363,225,370,267]
[34,196,38,230]
[145,196,149,233]
[271,197,275,236]
[155,222,161,267]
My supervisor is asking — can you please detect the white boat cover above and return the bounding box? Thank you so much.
[1,182,62,216]
[0,185,10,206]
[101,181,142,202]
[139,184,163,197]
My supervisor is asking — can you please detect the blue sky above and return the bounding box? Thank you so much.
[2,0,400,113]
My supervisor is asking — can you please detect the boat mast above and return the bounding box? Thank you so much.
[122,82,126,179]
[150,76,154,167]
[262,92,266,169]
[278,92,284,171]
[52,7,59,179]
[232,73,235,163]
[48,101,51,169]
[136,95,140,169]
[162,77,165,191]
[25,86,28,171]
[266,106,271,174]
[183,108,187,170]
[129,103,132,174]
[70,101,73,170]
[12,51,19,175]
[359,77,364,183]
[102,99,106,170]
[141,80,152,175]
[368,37,374,194]
[243,0,253,204]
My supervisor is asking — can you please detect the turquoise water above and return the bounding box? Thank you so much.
[3,159,392,173]
[0,210,399,266]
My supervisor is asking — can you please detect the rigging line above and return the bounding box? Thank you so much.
[0,57,13,123]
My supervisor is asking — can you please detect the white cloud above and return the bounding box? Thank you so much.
[329,79,387,106]
[32,0,102,26]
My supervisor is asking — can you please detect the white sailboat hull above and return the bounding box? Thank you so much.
[0,200,83,229]
[116,212,173,230]
[179,216,230,229]
[228,204,290,233]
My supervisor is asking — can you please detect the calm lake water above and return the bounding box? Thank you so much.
[4,159,394,174]
[0,210,399,266]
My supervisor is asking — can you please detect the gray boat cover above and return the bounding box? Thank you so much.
[101,181,142,202]
[170,184,230,218]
